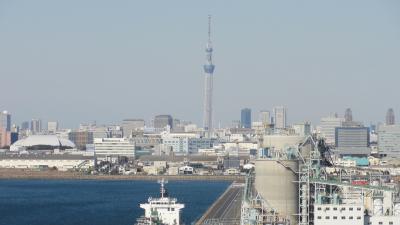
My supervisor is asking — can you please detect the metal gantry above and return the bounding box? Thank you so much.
[297,135,322,225]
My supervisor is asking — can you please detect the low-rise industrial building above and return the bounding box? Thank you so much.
[0,154,94,171]
[161,136,213,154]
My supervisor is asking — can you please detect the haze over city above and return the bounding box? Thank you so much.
[1,0,400,127]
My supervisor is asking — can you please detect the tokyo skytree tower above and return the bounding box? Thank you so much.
[203,15,215,138]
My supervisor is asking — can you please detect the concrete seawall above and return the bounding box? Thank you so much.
[0,169,244,181]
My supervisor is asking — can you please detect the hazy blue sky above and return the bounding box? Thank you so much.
[1,0,399,128]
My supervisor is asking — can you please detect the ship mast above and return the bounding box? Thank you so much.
[158,179,168,198]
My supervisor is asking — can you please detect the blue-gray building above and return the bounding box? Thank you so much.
[335,127,370,156]
[335,127,370,148]
[241,108,252,129]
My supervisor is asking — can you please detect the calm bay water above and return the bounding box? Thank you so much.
[0,179,230,225]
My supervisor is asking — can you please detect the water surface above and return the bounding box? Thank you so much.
[0,179,230,225]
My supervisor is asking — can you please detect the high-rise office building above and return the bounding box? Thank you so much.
[30,119,42,134]
[386,108,395,125]
[344,108,353,122]
[259,110,271,125]
[241,108,252,129]
[154,115,173,129]
[378,124,400,157]
[335,127,370,155]
[202,15,215,138]
[319,115,344,145]
[273,106,287,129]
[336,127,370,147]
[47,121,59,134]
[0,111,11,132]
[122,119,145,137]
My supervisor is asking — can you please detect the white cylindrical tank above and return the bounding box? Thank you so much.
[373,198,384,216]
[255,159,299,224]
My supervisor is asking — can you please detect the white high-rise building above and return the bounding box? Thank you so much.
[259,110,271,125]
[0,111,11,132]
[273,106,287,129]
[94,138,135,160]
[31,119,42,134]
[319,115,344,145]
[378,124,400,158]
[47,121,59,134]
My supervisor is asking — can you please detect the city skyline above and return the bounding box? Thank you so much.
[1,1,400,127]
[3,106,398,131]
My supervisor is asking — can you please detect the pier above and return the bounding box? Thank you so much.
[196,182,244,225]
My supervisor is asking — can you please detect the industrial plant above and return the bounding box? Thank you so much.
[240,135,400,225]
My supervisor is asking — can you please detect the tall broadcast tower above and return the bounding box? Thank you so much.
[203,15,215,138]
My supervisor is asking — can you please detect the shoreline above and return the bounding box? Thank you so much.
[0,169,244,181]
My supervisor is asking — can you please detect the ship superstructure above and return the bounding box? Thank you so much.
[138,179,184,225]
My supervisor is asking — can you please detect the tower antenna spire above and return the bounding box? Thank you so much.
[208,15,211,42]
